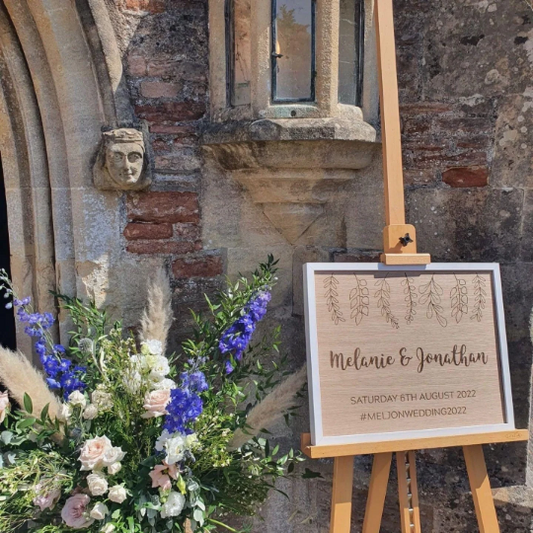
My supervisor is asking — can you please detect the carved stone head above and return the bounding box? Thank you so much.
[93,128,151,191]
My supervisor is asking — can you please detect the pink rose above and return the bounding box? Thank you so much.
[33,482,61,511]
[61,494,95,529]
[149,462,178,491]
[79,436,112,471]
[0,391,10,423]
[142,389,171,419]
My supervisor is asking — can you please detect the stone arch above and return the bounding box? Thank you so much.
[0,0,131,350]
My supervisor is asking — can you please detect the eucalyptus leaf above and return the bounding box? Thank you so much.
[23,393,33,414]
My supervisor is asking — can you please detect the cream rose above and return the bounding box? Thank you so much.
[142,389,171,419]
[108,485,127,504]
[89,502,109,520]
[107,462,122,475]
[0,391,10,423]
[61,494,94,529]
[83,404,98,420]
[79,436,112,471]
[87,472,108,496]
[103,446,125,467]
[68,390,87,408]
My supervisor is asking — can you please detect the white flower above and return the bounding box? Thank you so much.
[103,446,125,467]
[83,404,99,420]
[150,378,176,391]
[160,491,185,518]
[79,436,112,471]
[90,502,109,520]
[155,431,198,465]
[107,462,122,475]
[91,390,113,412]
[142,340,163,356]
[67,390,87,408]
[149,356,170,380]
[108,485,127,504]
[57,403,72,423]
[122,370,142,394]
[100,524,116,533]
[87,472,108,496]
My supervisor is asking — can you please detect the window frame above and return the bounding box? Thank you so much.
[271,0,317,104]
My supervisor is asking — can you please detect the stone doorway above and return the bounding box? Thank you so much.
[0,159,15,350]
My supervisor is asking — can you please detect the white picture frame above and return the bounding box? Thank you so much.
[303,262,515,446]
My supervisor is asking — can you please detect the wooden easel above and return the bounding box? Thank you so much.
[301,1,530,531]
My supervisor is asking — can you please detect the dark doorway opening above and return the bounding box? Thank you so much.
[0,160,16,350]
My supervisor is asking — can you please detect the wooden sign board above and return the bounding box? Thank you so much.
[303,263,515,446]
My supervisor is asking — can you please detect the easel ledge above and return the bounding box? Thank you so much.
[301,430,529,459]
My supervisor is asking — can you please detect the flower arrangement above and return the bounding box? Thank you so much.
[0,257,308,532]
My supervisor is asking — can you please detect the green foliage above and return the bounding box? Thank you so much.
[0,256,307,533]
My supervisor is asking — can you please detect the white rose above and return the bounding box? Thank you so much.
[79,436,112,471]
[90,502,109,520]
[100,524,116,533]
[160,491,185,518]
[108,485,127,504]
[149,356,170,380]
[83,404,99,420]
[142,340,163,356]
[150,378,176,391]
[87,472,108,496]
[67,390,87,408]
[57,403,72,423]
[103,446,125,467]
[107,462,122,475]
[91,390,113,412]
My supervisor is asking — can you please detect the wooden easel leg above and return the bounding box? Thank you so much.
[397,451,422,533]
[330,455,354,533]
[463,445,501,533]
[362,452,393,533]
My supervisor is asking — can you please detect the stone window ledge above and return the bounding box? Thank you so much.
[201,116,378,171]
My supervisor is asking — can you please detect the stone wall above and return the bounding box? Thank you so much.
[40,0,533,530]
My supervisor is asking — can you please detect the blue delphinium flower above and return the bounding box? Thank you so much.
[8,295,87,399]
[163,369,208,436]
[219,290,271,373]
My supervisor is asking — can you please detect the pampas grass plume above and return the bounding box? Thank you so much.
[139,266,173,353]
[227,364,307,450]
[0,347,62,420]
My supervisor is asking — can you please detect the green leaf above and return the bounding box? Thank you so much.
[23,393,33,414]
[17,417,37,429]
[302,468,323,479]
[112,509,121,519]
[0,431,13,444]
[40,403,50,422]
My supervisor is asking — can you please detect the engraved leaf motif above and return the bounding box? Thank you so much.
[451,274,469,323]
[349,275,369,326]
[401,274,418,324]
[374,275,399,329]
[324,275,345,325]
[419,274,447,328]
[470,273,487,322]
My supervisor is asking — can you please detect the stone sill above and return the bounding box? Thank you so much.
[201,117,379,171]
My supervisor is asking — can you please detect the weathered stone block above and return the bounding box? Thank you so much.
[140,81,181,98]
[126,240,199,255]
[135,102,206,124]
[172,254,224,278]
[127,191,199,224]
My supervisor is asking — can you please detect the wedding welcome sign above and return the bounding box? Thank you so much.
[304,263,514,446]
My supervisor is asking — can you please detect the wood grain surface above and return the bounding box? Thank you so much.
[313,270,505,438]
